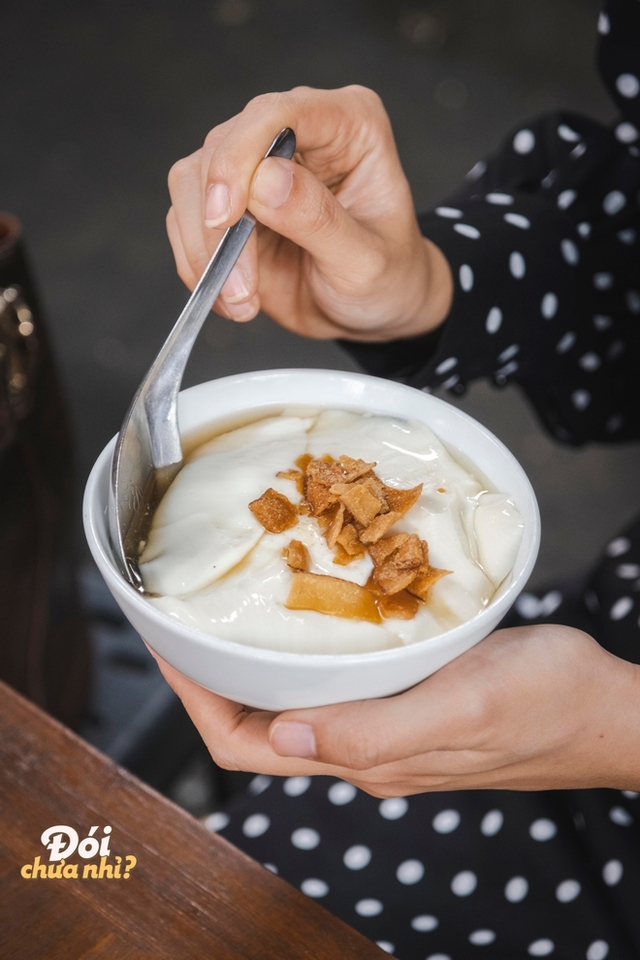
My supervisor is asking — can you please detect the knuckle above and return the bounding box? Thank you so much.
[167,156,193,194]
[345,84,384,112]
[203,129,224,155]
[306,189,339,240]
[246,90,288,113]
[340,731,380,771]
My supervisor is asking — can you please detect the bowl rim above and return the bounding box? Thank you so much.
[84,368,540,666]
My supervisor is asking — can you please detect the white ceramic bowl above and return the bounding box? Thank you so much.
[84,369,540,711]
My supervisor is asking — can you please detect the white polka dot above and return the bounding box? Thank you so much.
[516,593,542,618]
[343,845,372,870]
[432,809,461,834]
[541,590,563,615]
[283,776,311,797]
[509,251,526,278]
[396,859,424,885]
[609,805,634,826]
[496,360,519,380]
[616,122,639,143]
[242,813,271,838]
[435,206,463,218]
[626,290,640,313]
[558,123,581,142]
[610,597,633,620]
[466,160,486,181]
[454,223,481,239]
[542,170,557,189]
[557,189,577,209]
[435,357,458,375]
[593,270,613,290]
[572,389,591,411]
[376,942,395,954]
[204,811,229,832]
[607,537,631,557]
[263,862,278,874]
[616,563,640,579]
[486,307,503,333]
[328,781,357,805]
[459,264,474,291]
[504,212,530,229]
[426,955,451,960]
[593,314,612,330]
[561,239,579,264]
[248,774,272,795]
[571,143,587,159]
[498,344,519,363]
[480,809,504,836]
[486,192,514,205]
[291,827,320,850]
[513,129,535,154]
[556,879,581,902]
[616,73,640,98]
[556,331,576,353]
[301,878,328,897]
[629,145,640,157]
[451,870,477,896]
[411,915,439,932]
[379,797,408,820]
[505,876,529,902]
[469,930,496,946]
[355,898,383,917]
[598,12,610,34]
[528,939,555,957]
[541,293,558,319]
[602,859,623,886]
[603,191,626,215]
[617,228,636,245]
[577,222,591,238]
[623,791,639,800]
[607,414,624,434]
[579,352,601,371]
[530,818,557,841]
[586,941,609,960]
[442,374,460,390]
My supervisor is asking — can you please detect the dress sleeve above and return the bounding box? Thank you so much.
[343,0,640,445]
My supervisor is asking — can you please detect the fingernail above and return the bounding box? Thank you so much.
[270,721,316,758]
[251,157,293,209]
[205,182,231,227]
[226,294,259,322]
[222,266,251,303]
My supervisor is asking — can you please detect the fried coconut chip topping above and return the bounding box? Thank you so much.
[249,454,450,623]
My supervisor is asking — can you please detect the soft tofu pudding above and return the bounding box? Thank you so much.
[139,409,524,655]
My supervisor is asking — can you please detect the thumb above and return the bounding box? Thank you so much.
[248,156,383,284]
[268,681,453,771]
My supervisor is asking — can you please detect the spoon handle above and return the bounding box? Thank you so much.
[145,127,296,467]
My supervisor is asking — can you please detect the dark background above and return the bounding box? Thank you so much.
[3,0,640,810]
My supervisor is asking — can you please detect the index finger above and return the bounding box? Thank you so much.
[201,85,394,229]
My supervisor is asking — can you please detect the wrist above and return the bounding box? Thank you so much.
[386,235,453,341]
[583,649,640,790]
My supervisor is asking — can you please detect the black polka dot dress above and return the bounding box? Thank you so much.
[209,4,640,958]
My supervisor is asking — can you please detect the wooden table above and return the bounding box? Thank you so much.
[0,680,383,959]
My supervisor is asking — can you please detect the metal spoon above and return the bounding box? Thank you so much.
[109,127,297,589]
